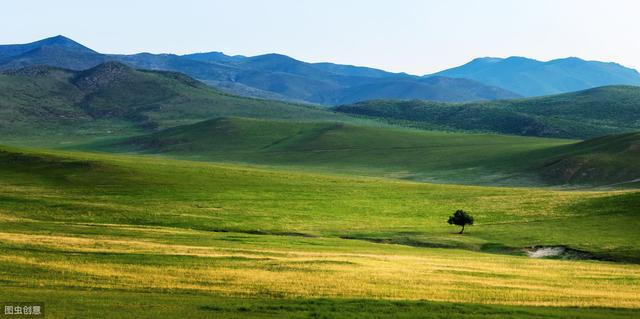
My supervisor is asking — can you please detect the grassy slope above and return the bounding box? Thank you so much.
[334,85,640,139]
[0,63,350,146]
[93,117,640,187]
[534,132,640,185]
[0,146,639,318]
[89,117,576,186]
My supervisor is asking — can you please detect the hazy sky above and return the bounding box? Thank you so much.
[2,0,640,74]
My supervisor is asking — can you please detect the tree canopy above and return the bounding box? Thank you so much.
[448,210,474,234]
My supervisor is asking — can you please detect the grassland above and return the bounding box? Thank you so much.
[534,132,640,185]
[89,117,577,186]
[334,86,640,139]
[90,117,640,187]
[1,145,639,318]
[2,45,639,319]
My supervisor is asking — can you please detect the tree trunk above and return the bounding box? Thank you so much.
[459,225,465,234]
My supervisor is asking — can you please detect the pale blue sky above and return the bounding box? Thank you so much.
[2,0,639,74]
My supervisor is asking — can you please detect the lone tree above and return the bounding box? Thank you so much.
[447,210,474,234]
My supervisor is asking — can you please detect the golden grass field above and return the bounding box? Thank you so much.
[2,222,639,308]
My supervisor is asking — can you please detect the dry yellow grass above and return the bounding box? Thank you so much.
[1,227,638,308]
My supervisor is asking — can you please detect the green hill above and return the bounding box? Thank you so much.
[3,62,639,187]
[334,86,640,139]
[93,117,640,187]
[0,62,348,146]
[91,117,574,186]
[535,132,640,186]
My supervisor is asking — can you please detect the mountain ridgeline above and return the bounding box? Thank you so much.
[0,36,520,104]
[334,86,640,139]
[2,36,640,105]
[432,56,640,97]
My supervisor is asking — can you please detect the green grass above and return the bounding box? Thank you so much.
[87,117,577,186]
[4,288,640,319]
[87,116,640,187]
[533,132,640,185]
[1,146,639,318]
[334,86,640,139]
[3,144,638,259]
[3,63,640,150]
[0,63,352,147]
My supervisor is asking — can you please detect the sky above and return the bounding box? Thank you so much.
[2,0,640,75]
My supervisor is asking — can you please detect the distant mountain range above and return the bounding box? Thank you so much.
[432,56,640,96]
[3,36,639,104]
[0,36,518,104]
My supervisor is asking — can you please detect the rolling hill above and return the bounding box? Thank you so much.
[0,61,348,145]
[334,86,640,139]
[1,41,638,187]
[0,36,520,104]
[535,132,640,186]
[91,117,640,187]
[432,56,640,96]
